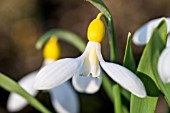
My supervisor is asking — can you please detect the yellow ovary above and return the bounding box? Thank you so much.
[87,13,105,42]
[43,36,60,60]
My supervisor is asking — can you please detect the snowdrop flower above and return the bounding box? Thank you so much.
[7,36,79,113]
[132,18,170,84]
[132,17,170,45]
[34,13,146,98]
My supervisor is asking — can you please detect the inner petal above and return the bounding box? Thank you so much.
[77,42,101,78]
[88,45,100,77]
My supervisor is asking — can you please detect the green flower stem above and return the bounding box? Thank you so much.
[102,74,114,103]
[102,74,123,113]
[105,16,117,62]
[36,29,86,52]
[0,73,51,113]
[112,85,122,113]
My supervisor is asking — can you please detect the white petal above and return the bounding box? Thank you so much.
[42,58,55,66]
[72,70,102,94]
[132,18,170,45]
[34,58,80,89]
[158,47,170,83]
[50,82,79,113]
[167,35,170,47]
[100,62,146,98]
[7,72,38,112]
[71,41,102,94]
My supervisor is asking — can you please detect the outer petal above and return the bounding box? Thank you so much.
[133,18,170,45]
[7,72,38,112]
[34,58,80,89]
[100,62,146,98]
[50,82,79,113]
[158,47,170,83]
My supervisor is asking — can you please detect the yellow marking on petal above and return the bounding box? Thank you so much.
[43,36,60,60]
[87,13,105,42]
[88,46,100,77]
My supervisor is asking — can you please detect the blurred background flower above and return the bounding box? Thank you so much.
[0,0,170,113]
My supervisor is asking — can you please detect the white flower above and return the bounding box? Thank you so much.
[132,17,170,46]
[7,60,79,113]
[34,13,146,98]
[7,37,79,113]
[132,18,170,84]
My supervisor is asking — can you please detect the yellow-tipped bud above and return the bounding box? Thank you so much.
[43,36,60,60]
[87,13,105,42]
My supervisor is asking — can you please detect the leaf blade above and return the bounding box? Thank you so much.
[0,73,51,113]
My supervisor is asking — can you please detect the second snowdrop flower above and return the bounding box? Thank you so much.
[34,13,146,98]
[7,36,79,113]
[132,17,170,45]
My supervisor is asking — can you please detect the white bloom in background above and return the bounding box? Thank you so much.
[132,17,170,45]
[7,37,79,113]
[34,13,146,98]
[132,18,170,84]
[158,47,170,83]
[7,72,38,112]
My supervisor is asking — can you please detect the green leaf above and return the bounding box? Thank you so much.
[102,76,124,113]
[86,0,117,62]
[112,85,122,113]
[123,32,136,72]
[148,20,170,106]
[102,74,114,103]
[130,20,167,113]
[130,96,158,113]
[130,73,159,113]
[0,73,51,113]
[137,20,167,88]
[137,20,170,104]
[36,29,86,52]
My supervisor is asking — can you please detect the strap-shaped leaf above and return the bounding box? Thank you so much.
[122,31,159,113]
[0,73,51,113]
[137,20,167,88]
[123,32,136,72]
[130,20,167,113]
[130,72,159,113]
[130,96,158,113]
[36,29,86,52]
[148,20,170,106]
[137,20,170,105]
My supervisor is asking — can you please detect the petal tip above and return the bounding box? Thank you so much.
[135,90,147,98]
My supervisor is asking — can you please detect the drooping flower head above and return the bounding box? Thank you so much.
[7,36,79,113]
[34,13,146,98]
